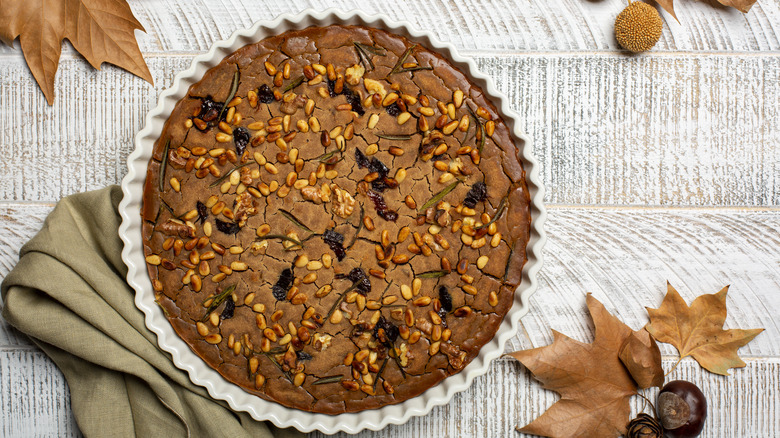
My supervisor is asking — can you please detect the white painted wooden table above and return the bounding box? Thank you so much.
[1,1,778,436]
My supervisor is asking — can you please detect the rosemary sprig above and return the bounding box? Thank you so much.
[373,358,389,391]
[381,280,394,296]
[416,270,449,279]
[159,198,180,218]
[503,245,514,282]
[217,69,240,122]
[255,234,304,249]
[354,42,387,56]
[389,348,407,378]
[346,205,364,249]
[208,161,253,188]
[324,283,359,321]
[279,209,314,233]
[477,121,486,152]
[355,42,388,71]
[312,375,344,386]
[200,284,236,321]
[467,106,486,152]
[158,138,170,191]
[315,150,340,162]
[387,44,417,77]
[466,105,486,152]
[261,351,293,382]
[376,133,413,141]
[355,48,370,71]
[396,66,433,74]
[419,180,461,211]
[282,75,305,93]
[475,197,507,230]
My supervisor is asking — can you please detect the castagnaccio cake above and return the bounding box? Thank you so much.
[141,24,531,414]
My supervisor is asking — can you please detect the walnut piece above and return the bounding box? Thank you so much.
[345,64,365,85]
[313,334,332,351]
[301,186,324,204]
[233,192,257,226]
[363,78,386,99]
[331,185,356,218]
[157,219,194,238]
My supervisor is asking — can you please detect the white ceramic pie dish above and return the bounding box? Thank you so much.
[118,8,546,434]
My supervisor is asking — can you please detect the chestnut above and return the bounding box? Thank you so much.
[657,380,707,438]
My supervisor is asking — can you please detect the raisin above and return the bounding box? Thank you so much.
[296,351,313,361]
[344,268,371,294]
[463,182,487,208]
[354,148,371,169]
[257,84,274,104]
[366,190,398,222]
[373,316,399,348]
[196,201,208,224]
[356,150,392,192]
[369,158,390,191]
[233,127,250,157]
[215,218,240,235]
[437,308,449,328]
[439,286,453,312]
[322,229,346,261]
[199,96,224,124]
[220,299,235,320]
[326,79,338,97]
[369,158,389,178]
[344,88,365,116]
[385,102,401,117]
[272,268,294,301]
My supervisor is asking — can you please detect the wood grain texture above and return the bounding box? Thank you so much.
[1,0,778,54]
[1,350,776,437]
[0,349,82,438]
[2,206,776,353]
[1,54,778,206]
[1,205,777,436]
[1,1,778,436]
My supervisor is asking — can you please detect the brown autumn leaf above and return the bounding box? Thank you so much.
[654,0,757,21]
[619,328,664,389]
[508,294,653,438]
[0,0,153,105]
[646,282,764,376]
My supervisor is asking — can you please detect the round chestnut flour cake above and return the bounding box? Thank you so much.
[142,24,531,414]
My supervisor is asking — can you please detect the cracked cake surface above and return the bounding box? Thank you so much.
[141,24,531,414]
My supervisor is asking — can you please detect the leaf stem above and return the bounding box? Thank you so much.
[664,356,684,378]
[217,69,240,122]
[635,391,659,418]
[158,138,170,191]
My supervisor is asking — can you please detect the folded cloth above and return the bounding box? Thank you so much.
[1,186,304,438]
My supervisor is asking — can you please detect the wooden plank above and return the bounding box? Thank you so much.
[517,207,780,358]
[2,205,777,356]
[2,349,775,437]
[309,358,780,438]
[1,54,778,206]
[0,203,53,347]
[0,349,82,438]
[1,0,776,55]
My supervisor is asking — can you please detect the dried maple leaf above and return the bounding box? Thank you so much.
[654,0,757,20]
[646,282,764,376]
[508,294,659,438]
[619,328,664,389]
[0,0,153,104]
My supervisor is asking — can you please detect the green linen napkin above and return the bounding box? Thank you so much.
[1,186,304,438]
